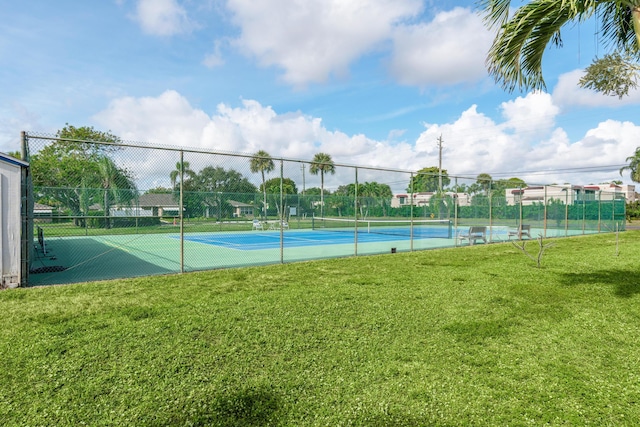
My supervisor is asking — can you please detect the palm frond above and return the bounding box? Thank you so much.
[486,0,597,92]
[599,2,640,55]
[477,0,512,28]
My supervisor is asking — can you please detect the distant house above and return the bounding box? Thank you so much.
[137,193,180,217]
[391,192,471,208]
[33,203,54,222]
[227,200,255,218]
[34,203,53,215]
[111,194,254,219]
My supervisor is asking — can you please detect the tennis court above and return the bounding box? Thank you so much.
[28,219,593,287]
[21,133,628,288]
[180,220,453,250]
[29,222,457,286]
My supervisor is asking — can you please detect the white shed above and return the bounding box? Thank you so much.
[0,152,28,288]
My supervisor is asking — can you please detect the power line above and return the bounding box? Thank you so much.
[487,163,626,177]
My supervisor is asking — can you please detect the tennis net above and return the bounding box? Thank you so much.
[311,217,453,239]
[36,225,47,255]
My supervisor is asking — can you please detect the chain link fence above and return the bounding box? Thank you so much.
[21,132,626,286]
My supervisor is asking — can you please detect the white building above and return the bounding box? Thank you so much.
[390,184,636,210]
[505,184,635,206]
[0,152,29,288]
[391,192,472,208]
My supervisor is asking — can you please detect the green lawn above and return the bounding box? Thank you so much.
[2,231,640,426]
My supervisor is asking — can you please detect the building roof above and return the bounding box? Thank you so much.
[138,193,179,207]
[227,199,253,208]
[34,203,53,212]
[0,152,28,167]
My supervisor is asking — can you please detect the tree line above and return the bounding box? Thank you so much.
[23,125,640,223]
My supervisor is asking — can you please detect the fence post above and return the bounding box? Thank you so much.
[410,172,414,251]
[518,184,523,230]
[581,188,586,234]
[543,186,548,238]
[488,183,493,242]
[179,150,184,274]
[20,131,32,287]
[354,167,358,256]
[280,159,284,264]
[564,187,569,237]
[597,190,602,233]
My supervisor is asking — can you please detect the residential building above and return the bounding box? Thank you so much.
[505,184,635,206]
[391,192,471,208]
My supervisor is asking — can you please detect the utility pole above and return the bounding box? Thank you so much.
[437,135,443,193]
[301,164,306,196]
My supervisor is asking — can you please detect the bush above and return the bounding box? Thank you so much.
[626,201,640,221]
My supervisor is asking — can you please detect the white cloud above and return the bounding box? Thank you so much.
[388,7,493,87]
[412,94,638,185]
[552,69,640,108]
[93,90,210,145]
[415,105,525,177]
[226,0,422,86]
[0,103,42,154]
[203,40,226,68]
[133,0,194,36]
[523,120,640,184]
[224,2,492,88]
[500,91,559,137]
[93,90,639,191]
[93,90,420,189]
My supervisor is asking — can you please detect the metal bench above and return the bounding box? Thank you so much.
[458,226,487,245]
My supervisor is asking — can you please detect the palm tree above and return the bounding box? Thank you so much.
[98,156,137,229]
[481,0,640,94]
[169,160,195,189]
[476,173,493,196]
[309,152,336,217]
[250,150,275,220]
[359,182,393,217]
[169,160,196,220]
[620,147,640,182]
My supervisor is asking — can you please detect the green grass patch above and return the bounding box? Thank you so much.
[2,231,640,425]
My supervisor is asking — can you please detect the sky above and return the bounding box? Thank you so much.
[2,0,640,193]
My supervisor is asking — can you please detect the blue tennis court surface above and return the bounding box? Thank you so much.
[180,228,451,251]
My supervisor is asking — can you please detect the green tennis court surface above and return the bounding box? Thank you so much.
[28,226,583,287]
[29,227,455,286]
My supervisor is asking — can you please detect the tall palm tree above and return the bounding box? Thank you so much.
[481,0,640,94]
[250,150,275,220]
[620,147,640,182]
[98,156,137,229]
[169,160,195,190]
[169,160,196,220]
[309,152,335,217]
[476,173,493,196]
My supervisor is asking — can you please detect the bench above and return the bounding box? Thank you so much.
[508,224,531,240]
[458,226,487,245]
[268,220,289,230]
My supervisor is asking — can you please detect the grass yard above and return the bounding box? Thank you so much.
[2,231,640,426]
